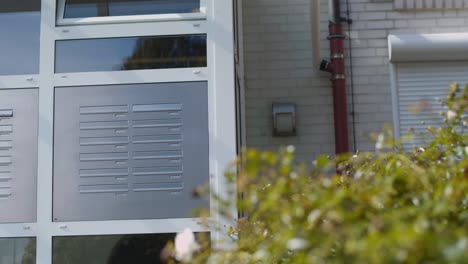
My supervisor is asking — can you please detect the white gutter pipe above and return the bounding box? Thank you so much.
[311,0,322,71]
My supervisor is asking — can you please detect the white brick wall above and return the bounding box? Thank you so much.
[242,0,468,161]
[345,0,468,151]
[242,0,335,163]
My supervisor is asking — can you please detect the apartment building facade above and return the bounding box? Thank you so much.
[1,0,468,263]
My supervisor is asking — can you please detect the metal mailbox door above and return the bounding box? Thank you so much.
[53,82,209,222]
[0,89,38,223]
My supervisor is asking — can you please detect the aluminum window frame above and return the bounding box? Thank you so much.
[0,76,39,90]
[56,0,208,26]
[0,0,236,263]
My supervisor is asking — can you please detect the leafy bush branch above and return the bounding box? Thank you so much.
[165,83,467,264]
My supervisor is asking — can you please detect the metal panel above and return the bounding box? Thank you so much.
[0,89,38,223]
[395,62,468,147]
[53,82,209,222]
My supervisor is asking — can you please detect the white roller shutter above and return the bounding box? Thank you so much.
[393,62,468,147]
[389,33,468,148]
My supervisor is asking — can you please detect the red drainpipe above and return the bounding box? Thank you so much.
[320,0,349,155]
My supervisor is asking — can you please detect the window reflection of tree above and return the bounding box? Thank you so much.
[121,35,207,71]
[106,234,175,264]
[21,239,36,264]
[53,236,120,264]
[51,234,175,264]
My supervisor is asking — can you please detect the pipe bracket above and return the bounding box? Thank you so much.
[331,53,345,59]
[327,34,345,40]
[332,74,345,80]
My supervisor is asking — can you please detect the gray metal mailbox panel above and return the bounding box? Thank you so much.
[0,89,38,223]
[53,82,209,221]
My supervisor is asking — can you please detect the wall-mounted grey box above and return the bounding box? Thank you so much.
[0,89,38,223]
[53,82,209,222]
[272,103,297,137]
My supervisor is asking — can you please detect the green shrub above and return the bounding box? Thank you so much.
[166,84,467,264]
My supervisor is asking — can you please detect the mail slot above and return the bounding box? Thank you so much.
[0,89,38,223]
[0,110,13,118]
[53,82,209,222]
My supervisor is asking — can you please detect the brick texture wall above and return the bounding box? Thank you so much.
[242,0,468,162]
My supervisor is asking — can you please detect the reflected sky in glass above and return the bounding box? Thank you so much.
[64,0,200,18]
[0,237,36,264]
[55,35,207,73]
[0,1,40,76]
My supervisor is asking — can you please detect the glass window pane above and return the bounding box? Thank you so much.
[0,0,40,76]
[64,0,200,19]
[55,35,207,73]
[53,233,208,264]
[0,237,36,264]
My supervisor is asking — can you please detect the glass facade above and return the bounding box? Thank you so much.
[0,237,36,264]
[55,35,207,73]
[0,0,40,75]
[53,233,175,264]
[0,0,235,263]
[63,0,200,18]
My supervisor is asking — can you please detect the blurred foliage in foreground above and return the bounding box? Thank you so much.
[167,83,467,263]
